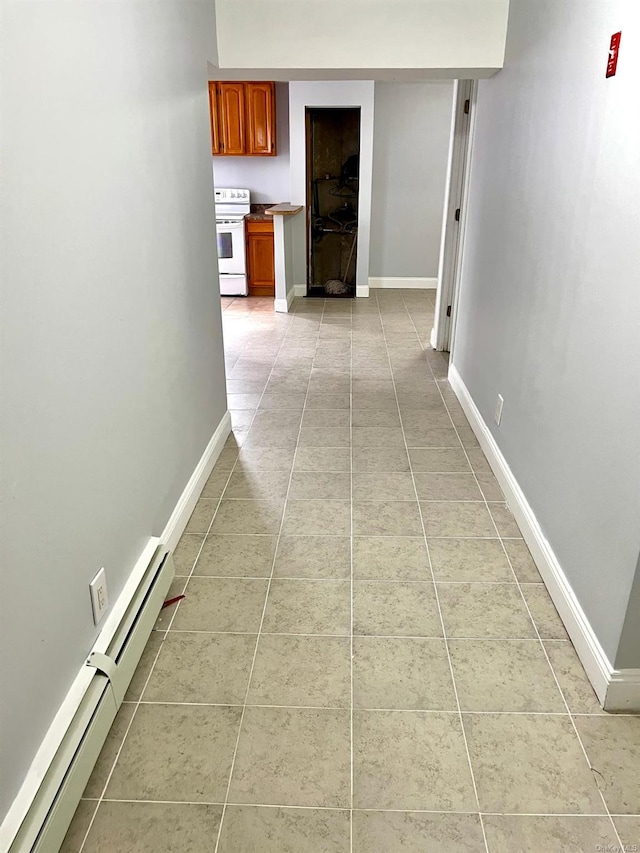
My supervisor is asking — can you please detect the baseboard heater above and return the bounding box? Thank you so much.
[6,543,174,853]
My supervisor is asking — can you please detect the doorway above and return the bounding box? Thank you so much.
[306,107,361,298]
[432,79,477,355]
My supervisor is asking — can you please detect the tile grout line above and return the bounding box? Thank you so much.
[83,794,637,819]
[212,296,327,853]
[377,290,490,853]
[400,291,625,847]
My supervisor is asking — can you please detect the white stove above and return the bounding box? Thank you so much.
[214,188,251,296]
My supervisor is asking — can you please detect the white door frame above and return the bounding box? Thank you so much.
[432,79,478,354]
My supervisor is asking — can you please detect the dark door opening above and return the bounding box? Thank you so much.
[306,107,360,298]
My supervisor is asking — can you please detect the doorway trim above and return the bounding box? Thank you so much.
[432,79,478,354]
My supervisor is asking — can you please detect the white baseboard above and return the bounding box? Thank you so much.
[605,669,640,712]
[294,284,306,297]
[275,289,295,313]
[160,410,231,551]
[356,285,369,298]
[369,276,437,289]
[429,327,437,349]
[448,364,640,712]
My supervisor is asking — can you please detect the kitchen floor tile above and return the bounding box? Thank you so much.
[420,501,496,537]
[353,637,455,710]
[413,473,483,501]
[106,704,241,802]
[218,806,350,853]
[171,577,268,632]
[289,471,351,500]
[352,472,416,501]
[184,499,218,534]
[210,499,283,535]
[194,534,277,577]
[81,802,222,853]
[437,583,536,638]
[353,711,477,810]
[262,579,351,635]
[172,533,204,575]
[293,446,351,472]
[299,426,351,447]
[200,468,231,499]
[574,715,640,814]
[353,536,431,580]
[238,446,296,470]
[223,469,291,500]
[503,539,541,582]
[543,640,605,714]
[352,447,410,472]
[463,713,605,813]
[488,501,522,537]
[613,817,640,850]
[521,583,569,638]
[248,635,351,708]
[428,538,513,582]
[353,581,442,637]
[143,633,256,704]
[353,501,423,536]
[352,811,485,853]
[449,639,565,711]
[282,500,351,535]
[408,447,472,472]
[274,535,351,578]
[482,815,619,853]
[229,707,350,807]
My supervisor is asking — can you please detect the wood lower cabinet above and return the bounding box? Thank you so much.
[246,219,275,297]
[209,81,276,156]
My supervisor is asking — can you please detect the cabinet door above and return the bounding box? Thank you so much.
[218,82,245,155]
[208,82,220,155]
[247,232,275,296]
[245,82,276,156]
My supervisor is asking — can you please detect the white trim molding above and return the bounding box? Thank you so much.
[448,364,640,712]
[159,410,231,551]
[275,289,295,313]
[368,276,437,289]
[294,284,307,297]
[356,284,370,298]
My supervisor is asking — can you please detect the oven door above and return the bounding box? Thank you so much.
[216,219,246,275]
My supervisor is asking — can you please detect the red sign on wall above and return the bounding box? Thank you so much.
[606,31,621,78]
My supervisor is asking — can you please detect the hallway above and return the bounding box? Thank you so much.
[63,292,639,851]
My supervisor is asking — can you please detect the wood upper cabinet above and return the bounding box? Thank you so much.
[245,83,276,156]
[218,82,246,155]
[208,83,220,154]
[209,81,276,156]
[246,219,275,296]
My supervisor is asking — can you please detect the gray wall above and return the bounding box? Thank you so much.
[370,82,453,278]
[0,1,225,820]
[453,0,640,664]
[213,83,291,204]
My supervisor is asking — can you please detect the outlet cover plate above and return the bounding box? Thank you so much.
[90,567,108,625]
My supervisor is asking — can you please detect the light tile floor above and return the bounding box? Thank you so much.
[63,292,640,852]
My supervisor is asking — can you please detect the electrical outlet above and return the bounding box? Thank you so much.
[494,394,504,426]
[89,567,108,625]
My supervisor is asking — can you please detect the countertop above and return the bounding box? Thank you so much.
[245,203,276,222]
[265,204,303,216]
